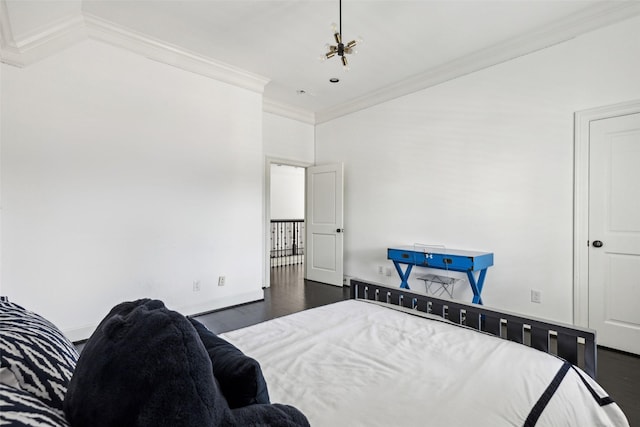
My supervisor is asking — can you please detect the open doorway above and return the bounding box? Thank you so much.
[266,162,306,288]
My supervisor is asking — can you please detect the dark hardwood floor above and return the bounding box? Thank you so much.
[195,265,349,334]
[597,347,640,426]
[196,265,640,426]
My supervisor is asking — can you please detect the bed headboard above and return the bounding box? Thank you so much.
[349,279,597,379]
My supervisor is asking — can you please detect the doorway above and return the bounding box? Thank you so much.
[270,164,306,268]
[264,159,310,288]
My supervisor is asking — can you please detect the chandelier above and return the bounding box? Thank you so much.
[322,0,361,70]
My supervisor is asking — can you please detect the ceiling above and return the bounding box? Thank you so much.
[2,1,640,123]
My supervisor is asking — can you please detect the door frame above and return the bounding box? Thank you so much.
[263,157,312,288]
[573,99,640,327]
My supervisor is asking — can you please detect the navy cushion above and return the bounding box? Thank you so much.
[189,318,270,408]
[0,300,79,411]
[64,299,227,427]
[0,383,70,426]
[64,298,310,427]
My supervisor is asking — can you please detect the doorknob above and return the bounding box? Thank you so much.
[592,240,604,248]
[336,228,344,233]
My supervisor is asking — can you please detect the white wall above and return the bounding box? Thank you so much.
[1,39,265,340]
[263,111,314,164]
[316,16,640,323]
[270,164,305,219]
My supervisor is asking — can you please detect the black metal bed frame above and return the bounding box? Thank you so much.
[349,278,597,379]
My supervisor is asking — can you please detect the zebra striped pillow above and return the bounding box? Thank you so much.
[0,300,79,411]
[0,383,70,426]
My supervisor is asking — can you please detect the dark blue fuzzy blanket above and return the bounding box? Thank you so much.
[64,299,309,427]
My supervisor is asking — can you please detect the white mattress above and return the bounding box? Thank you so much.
[221,300,629,427]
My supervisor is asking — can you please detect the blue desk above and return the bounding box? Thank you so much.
[387,246,494,305]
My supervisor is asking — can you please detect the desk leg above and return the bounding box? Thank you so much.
[467,269,488,305]
[393,261,412,289]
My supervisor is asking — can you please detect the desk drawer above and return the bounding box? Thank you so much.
[388,249,475,271]
[388,249,425,264]
[428,254,473,271]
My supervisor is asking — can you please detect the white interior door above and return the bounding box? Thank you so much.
[305,163,344,286]
[589,112,640,355]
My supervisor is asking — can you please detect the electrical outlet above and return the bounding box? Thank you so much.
[378,265,384,275]
[218,276,226,286]
[193,280,201,292]
[531,290,542,304]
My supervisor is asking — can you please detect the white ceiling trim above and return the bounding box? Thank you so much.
[83,13,269,94]
[315,2,640,124]
[3,2,640,124]
[263,98,315,125]
[0,3,269,94]
[0,4,86,67]
[0,1,21,66]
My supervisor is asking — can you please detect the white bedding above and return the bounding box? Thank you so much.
[221,300,629,427]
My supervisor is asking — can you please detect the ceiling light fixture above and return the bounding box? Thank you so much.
[321,0,361,70]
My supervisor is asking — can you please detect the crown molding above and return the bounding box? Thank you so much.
[0,0,19,65]
[3,1,640,123]
[0,3,269,94]
[0,31,22,67]
[84,14,269,94]
[263,98,315,124]
[0,2,86,67]
[315,2,640,124]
